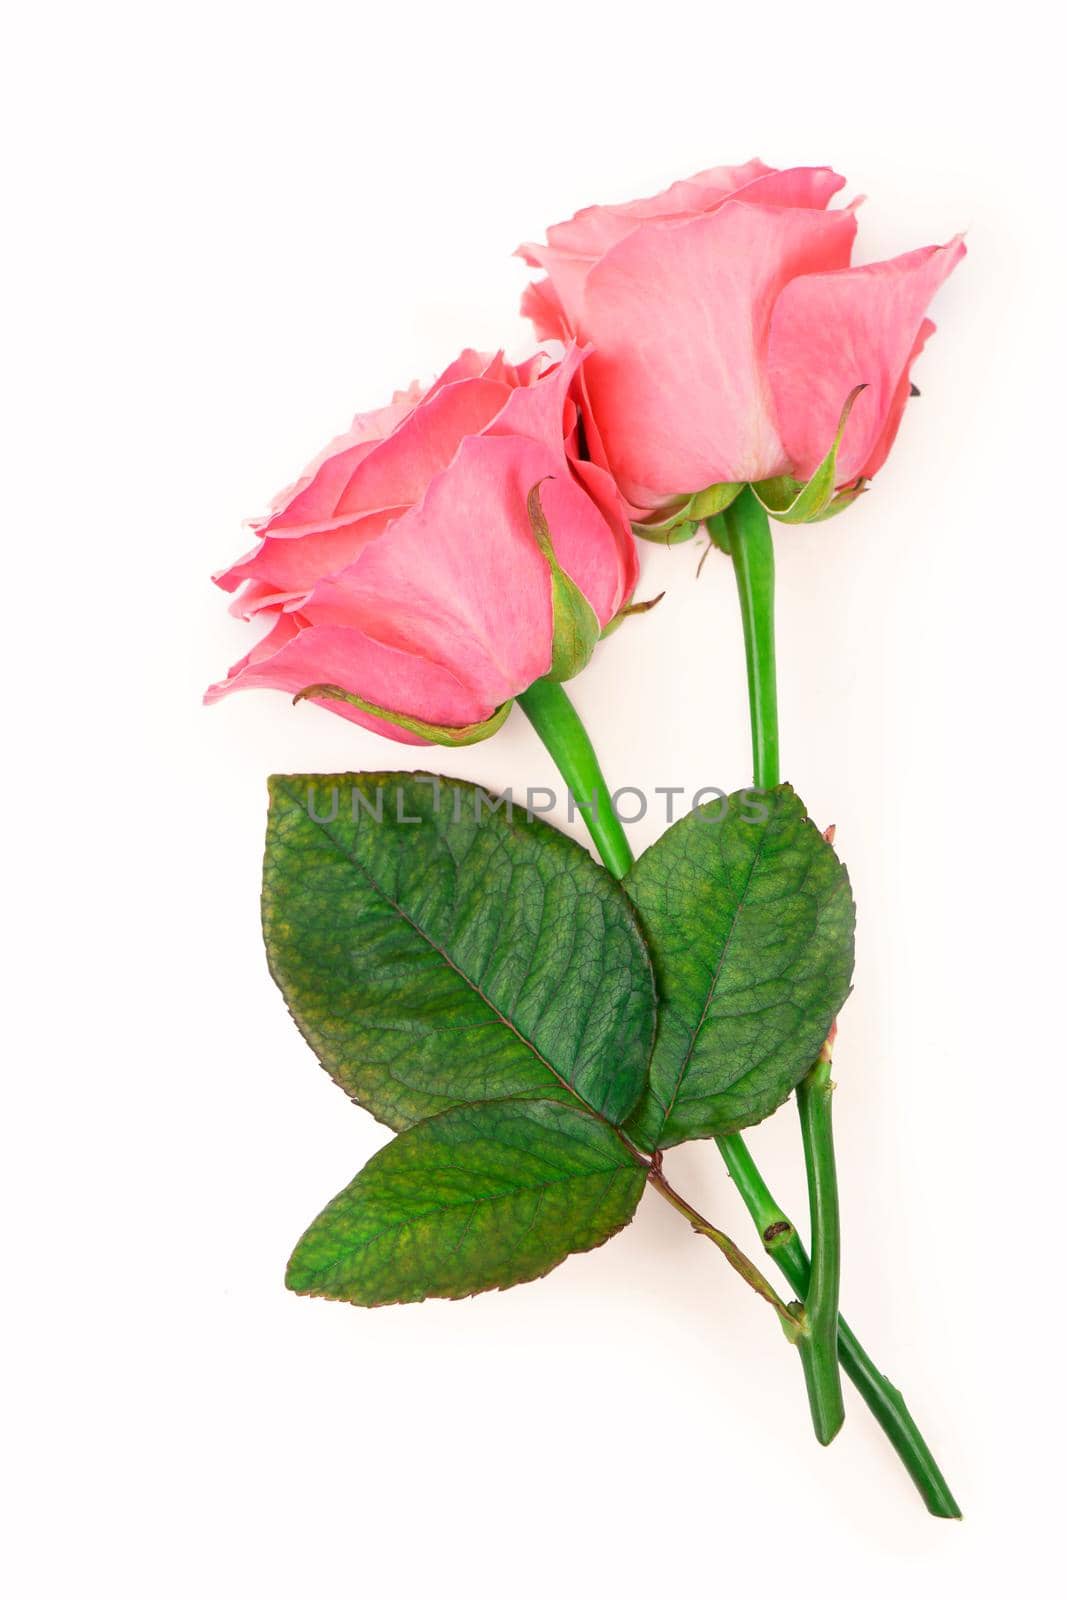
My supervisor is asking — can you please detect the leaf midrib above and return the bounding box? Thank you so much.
[655,813,773,1133]
[301,1162,632,1283]
[286,785,599,1120]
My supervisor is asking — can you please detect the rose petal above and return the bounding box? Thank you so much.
[302,434,561,707]
[204,611,491,744]
[520,278,570,344]
[215,506,405,597]
[334,374,514,515]
[537,160,774,257]
[860,318,935,481]
[767,236,966,484]
[484,343,586,455]
[567,457,639,613]
[731,166,847,212]
[580,200,857,496]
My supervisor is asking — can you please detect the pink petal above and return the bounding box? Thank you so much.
[511,353,546,387]
[258,395,418,534]
[580,200,857,497]
[517,165,846,341]
[731,166,846,211]
[538,160,773,256]
[334,374,513,515]
[520,278,570,343]
[567,457,639,613]
[419,347,514,402]
[302,435,561,707]
[483,343,586,456]
[860,318,935,481]
[767,236,966,484]
[215,506,403,598]
[216,370,519,597]
[258,436,386,535]
[515,241,597,334]
[204,612,491,744]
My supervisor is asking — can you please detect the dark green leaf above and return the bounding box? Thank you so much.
[285,1099,647,1303]
[623,785,855,1149]
[263,773,656,1131]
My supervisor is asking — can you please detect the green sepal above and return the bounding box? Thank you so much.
[527,482,601,682]
[689,482,744,520]
[292,683,513,747]
[705,513,732,555]
[599,590,665,638]
[812,478,869,521]
[631,481,742,544]
[753,386,866,524]
[631,508,699,544]
[285,1099,647,1305]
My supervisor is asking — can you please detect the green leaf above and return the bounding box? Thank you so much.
[753,386,866,524]
[263,773,656,1131]
[285,1099,647,1304]
[623,785,855,1150]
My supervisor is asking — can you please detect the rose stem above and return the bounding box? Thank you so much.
[795,1040,843,1443]
[516,677,633,879]
[722,485,960,1506]
[723,483,845,1445]
[716,1131,962,1516]
[518,677,803,1327]
[724,486,780,792]
[518,659,961,1514]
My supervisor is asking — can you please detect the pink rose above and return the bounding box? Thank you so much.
[518,161,964,518]
[207,347,638,744]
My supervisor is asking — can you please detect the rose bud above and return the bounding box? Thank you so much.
[206,347,638,744]
[518,162,964,528]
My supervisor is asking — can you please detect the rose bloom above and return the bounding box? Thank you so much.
[207,347,637,743]
[518,160,964,517]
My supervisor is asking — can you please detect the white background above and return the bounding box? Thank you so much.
[5,2,1065,1594]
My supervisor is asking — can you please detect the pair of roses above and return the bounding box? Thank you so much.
[208,159,965,1523]
[208,160,963,732]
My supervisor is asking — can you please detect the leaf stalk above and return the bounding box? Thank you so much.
[644,1159,804,1334]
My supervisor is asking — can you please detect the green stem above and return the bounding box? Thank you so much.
[795,1046,845,1443]
[521,669,961,1515]
[724,486,779,789]
[717,1132,961,1517]
[517,678,635,879]
[727,486,845,1442]
[719,488,959,1507]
